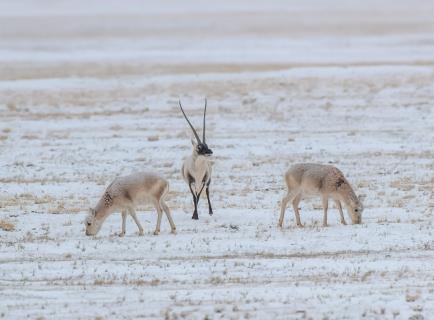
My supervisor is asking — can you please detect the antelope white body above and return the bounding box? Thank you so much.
[182,151,213,195]
[179,100,214,220]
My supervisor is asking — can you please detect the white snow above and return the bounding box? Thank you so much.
[1,0,434,319]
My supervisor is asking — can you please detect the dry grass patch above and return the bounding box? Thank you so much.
[34,195,55,204]
[0,219,15,231]
[94,279,115,286]
[390,177,414,191]
[6,102,17,111]
[110,125,123,131]
[21,134,39,140]
[48,202,82,214]
[48,131,70,139]
[147,135,159,141]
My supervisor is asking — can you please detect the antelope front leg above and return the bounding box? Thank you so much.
[128,207,144,236]
[206,180,213,216]
[335,200,347,225]
[292,193,303,227]
[161,201,176,234]
[322,196,329,227]
[119,210,127,237]
[279,192,292,228]
[188,182,198,220]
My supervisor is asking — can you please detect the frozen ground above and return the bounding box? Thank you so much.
[1,0,434,319]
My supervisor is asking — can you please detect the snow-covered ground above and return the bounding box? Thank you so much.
[1,0,433,319]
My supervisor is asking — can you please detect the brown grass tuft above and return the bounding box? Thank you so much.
[0,219,15,231]
[147,135,159,142]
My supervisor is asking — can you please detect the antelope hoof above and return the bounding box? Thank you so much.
[341,220,347,225]
[139,230,144,236]
[119,232,125,237]
[171,229,177,235]
[323,223,328,227]
[192,214,199,220]
[278,222,283,228]
[153,230,160,236]
[297,223,304,228]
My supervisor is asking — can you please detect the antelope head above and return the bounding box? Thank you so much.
[179,99,213,156]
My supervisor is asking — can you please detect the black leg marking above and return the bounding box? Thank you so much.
[206,179,213,215]
[188,178,198,220]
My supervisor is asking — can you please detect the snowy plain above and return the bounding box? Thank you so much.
[0,0,434,319]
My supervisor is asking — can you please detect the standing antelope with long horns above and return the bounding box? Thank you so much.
[179,99,213,220]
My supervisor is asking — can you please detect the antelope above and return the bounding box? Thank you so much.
[179,99,213,220]
[85,172,176,236]
[279,163,364,228]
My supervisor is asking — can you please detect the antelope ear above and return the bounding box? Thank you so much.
[191,138,197,147]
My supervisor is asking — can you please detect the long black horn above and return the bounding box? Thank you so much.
[179,100,201,143]
[202,98,207,143]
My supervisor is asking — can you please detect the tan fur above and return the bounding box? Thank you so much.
[279,163,364,228]
[85,172,176,236]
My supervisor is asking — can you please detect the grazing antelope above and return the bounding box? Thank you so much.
[179,99,213,220]
[85,172,176,236]
[279,163,364,228]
